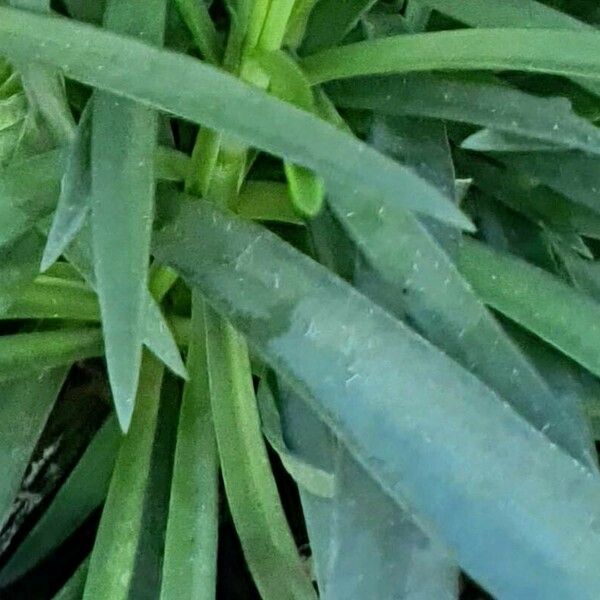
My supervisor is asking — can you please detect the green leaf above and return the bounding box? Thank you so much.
[0,368,67,528]
[455,153,600,239]
[8,0,75,144]
[305,203,461,599]
[128,370,181,600]
[161,293,218,600]
[301,0,377,53]
[236,181,303,224]
[420,0,589,29]
[173,0,222,63]
[154,195,600,598]
[278,385,459,600]
[83,353,163,600]
[1,275,99,321]
[90,0,167,430]
[417,0,600,95]
[257,377,334,498]
[499,151,600,216]
[62,222,187,382]
[255,49,325,217]
[302,29,600,85]
[0,417,120,586]
[0,6,472,230]
[457,238,600,380]
[327,73,600,155]
[371,115,455,200]
[460,129,559,152]
[0,92,27,132]
[0,328,103,379]
[204,305,317,600]
[327,114,596,465]
[52,557,90,600]
[0,229,45,312]
[41,99,92,271]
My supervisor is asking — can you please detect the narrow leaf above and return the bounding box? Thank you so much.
[83,354,164,600]
[0,328,103,379]
[90,0,167,430]
[2,275,99,321]
[0,7,472,230]
[421,0,600,97]
[302,29,600,84]
[457,238,600,380]
[327,73,600,155]
[204,305,317,600]
[161,293,218,600]
[301,0,377,53]
[41,99,92,271]
[154,196,600,598]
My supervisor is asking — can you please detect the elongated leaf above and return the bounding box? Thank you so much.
[155,196,600,598]
[306,202,460,598]
[128,371,180,600]
[204,304,317,600]
[278,385,458,600]
[257,378,334,498]
[421,0,600,95]
[500,151,600,215]
[83,354,163,600]
[63,222,187,381]
[0,368,67,528]
[173,0,221,63]
[0,7,472,230]
[301,0,377,53]
[421,0,589,29]
[371,115,455,200]
[161,293,218,600]
[460,129,559,152]
[456,153,600,239]
[457,238,600,380]
[328,114,596,464]
[42,99,92,271]
[302,29,600,84]
[2,275,99,321]
[256,50,325,217]
[0,229,45,312]
[0,417,120,586]
[0,328,103,378]
[90,0,167,431]
[327,73,600,155]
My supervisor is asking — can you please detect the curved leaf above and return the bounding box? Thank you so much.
[302,29,600,84]
[457,238,600,380]
[0,6,472,230]
[327,73,600,155]
[154,195,600,598]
